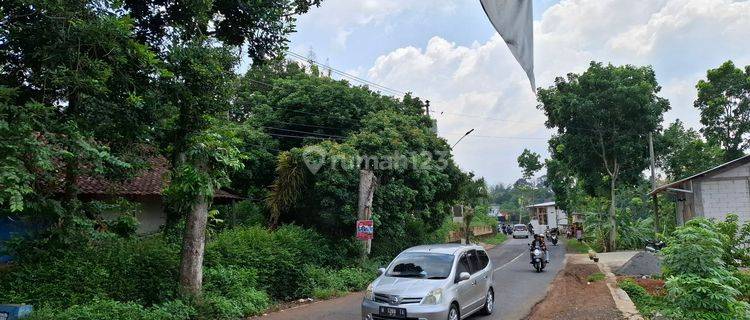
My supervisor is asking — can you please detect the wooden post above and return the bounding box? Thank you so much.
[649,133,659,234]
[358,169,376,257]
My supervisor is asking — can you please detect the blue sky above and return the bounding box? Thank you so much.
[288,0,750,185]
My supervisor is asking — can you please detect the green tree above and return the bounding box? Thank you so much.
[695,60,750,162]
[517,149,543,179]
[537,62,670,251]
[656,120,724,180]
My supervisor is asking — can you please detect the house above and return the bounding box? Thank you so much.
[73,156,240,234]
[527,201,568,232]
[650,155,750,225]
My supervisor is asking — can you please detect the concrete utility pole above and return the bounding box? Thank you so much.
[358,169,376,257]
[649,133,660,234]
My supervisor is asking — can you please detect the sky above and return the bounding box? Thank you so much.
[288,0,750,186]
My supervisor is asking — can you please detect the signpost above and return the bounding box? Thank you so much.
[356,219,374,241]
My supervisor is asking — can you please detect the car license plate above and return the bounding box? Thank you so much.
[379,306,407,318]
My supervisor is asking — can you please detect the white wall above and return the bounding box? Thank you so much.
[697,162,750,224]
[701,179,750,224]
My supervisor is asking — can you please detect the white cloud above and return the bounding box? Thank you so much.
[296,0,463,48]
[363,0,750,184]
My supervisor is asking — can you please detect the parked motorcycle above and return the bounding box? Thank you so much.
[645,239,666,253]
[530,244,546,272]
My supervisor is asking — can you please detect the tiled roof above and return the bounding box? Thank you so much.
[75,156,240,199]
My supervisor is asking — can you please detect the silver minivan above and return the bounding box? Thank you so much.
[361,244,494,320]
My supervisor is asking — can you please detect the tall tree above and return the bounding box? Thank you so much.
[517,148,543,179]
[695,60,750,162]
[656,120,725,180]
[538,62,670,251]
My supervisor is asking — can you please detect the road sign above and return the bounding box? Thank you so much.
[356,220,374,240]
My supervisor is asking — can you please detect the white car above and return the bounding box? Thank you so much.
[362,244,494,320]
[512,224,529,239]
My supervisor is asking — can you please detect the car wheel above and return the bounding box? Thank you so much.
[448,304,460,320]
[480,289,494,315]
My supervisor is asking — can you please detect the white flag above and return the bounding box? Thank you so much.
[480,0,535,92]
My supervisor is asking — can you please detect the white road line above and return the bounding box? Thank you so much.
[494,252,525,272]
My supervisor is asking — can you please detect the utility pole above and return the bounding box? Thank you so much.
[358,169,376,258]
[649,133,659,234]
[425,100,430,116]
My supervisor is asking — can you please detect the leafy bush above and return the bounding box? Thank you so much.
[107,215,140,237]
[0,235,180,308]
[203,266,259,297]
[662,218,750,318]
[197,288,270,319]
[26,299,195,320]
[205,225,332,299]
[716,214,750,270]
[619,278,650,302]
[297,265,375,299]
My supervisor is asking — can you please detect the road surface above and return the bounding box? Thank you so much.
[258,237,566,320]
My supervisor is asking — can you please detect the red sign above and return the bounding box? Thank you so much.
[356,220,374,240]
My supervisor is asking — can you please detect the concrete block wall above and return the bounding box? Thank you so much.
[700,179,750,224]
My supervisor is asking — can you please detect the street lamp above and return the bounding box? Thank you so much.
[451,128,475,149]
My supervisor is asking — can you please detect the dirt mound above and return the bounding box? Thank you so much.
[525,263,624,320]
[616,252,662,277]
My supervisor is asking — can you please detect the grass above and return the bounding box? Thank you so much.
[566,238,592,254]
[479,233,508,245]
[587,272,606,282]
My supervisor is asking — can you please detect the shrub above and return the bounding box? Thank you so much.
[197,288,270,319]
[297,266,375,299]
[0,236,180,308]
[26,299,195,320]
[619,278,649,302]
[662,218,750,318]
[107,215,140,237]
[205,225,332,299]
[203,266,259,297]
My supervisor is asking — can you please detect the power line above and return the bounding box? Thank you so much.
[266,133,344,141]
[286,51,407,96]
[261,126,347,139]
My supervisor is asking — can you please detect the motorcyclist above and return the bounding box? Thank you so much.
[530,234,549,263]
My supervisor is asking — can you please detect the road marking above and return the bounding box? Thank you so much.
[494,252,525,272]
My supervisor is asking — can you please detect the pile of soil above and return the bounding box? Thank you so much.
[525,263,624,320]
[616,252,662,277]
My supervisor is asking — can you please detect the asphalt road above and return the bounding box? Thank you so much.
[258,237,566,320]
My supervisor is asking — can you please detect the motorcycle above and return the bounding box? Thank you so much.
[550,234,558,246]
[645,239,666,253]
[529,244,546,272]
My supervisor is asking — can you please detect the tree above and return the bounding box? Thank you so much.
[538,62,670,251]
[656,120,725,180]
[695,60,750,162]
[517,149,543,179]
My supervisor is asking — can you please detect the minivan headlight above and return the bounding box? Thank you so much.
[365,283,375,301]
[422,288,443,305]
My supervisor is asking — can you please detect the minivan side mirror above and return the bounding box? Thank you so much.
[458,272,471,282]
[377,268,386,276]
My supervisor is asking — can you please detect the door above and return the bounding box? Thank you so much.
[454,253,474,315]
[466,249,487,310]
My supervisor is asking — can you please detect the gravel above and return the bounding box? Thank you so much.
[615,251,663,276]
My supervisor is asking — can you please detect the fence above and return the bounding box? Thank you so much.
[447,225,494,243]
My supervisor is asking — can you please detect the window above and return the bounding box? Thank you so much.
[477,250,490,270]
[466,250,480,273]
[386,252,455,279]
[456,255,471,278]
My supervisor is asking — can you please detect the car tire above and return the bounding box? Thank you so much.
[448,303,460,320]
[480,289,494,315]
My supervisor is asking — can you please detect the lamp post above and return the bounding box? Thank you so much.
[451,128,475,149]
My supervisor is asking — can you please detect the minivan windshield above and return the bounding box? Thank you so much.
[386,252,455,279]
[514,225,527,231]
